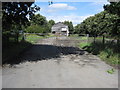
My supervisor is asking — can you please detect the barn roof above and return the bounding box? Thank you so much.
[52,22,68,27]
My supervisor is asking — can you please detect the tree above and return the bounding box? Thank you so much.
[2,2,40,43]
[63,21,74,34]
[75,10,120,43]
[104,2,120,43]
[30,14,47,26]
[104,2,120,17]
[48,20,55,26]
[26,14,51,33]
[48,19,55,32]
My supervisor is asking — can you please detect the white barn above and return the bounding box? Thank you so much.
[51,22,69,36]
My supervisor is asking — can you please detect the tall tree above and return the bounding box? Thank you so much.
[2,2,40,42]
[30,14,47,26]
[104,2,120,43]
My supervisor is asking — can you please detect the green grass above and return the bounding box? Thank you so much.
[107,68,115,74]
[46,33,56,38]
[25,34,45,44]
[26,34,56,44]
[99,50,119,65]
[81,37,88,40]
[79,42,91,48]
[78,37,120,67]
[69,34,79,37]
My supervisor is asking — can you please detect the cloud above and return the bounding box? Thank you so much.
[48,3,77,10]
[47,14,93,26]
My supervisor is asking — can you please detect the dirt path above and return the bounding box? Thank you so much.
[2,37,118,88]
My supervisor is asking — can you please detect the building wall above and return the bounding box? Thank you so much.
[51,23,69,36]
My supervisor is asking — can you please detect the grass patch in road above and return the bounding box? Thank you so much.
[107,68,115,74]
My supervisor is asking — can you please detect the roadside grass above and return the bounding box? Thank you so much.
[79,42,91,48]
[78,37,120,67]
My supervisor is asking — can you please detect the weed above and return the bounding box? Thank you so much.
[107,68,115,74]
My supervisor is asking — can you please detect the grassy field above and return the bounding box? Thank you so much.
[25,33,55,43]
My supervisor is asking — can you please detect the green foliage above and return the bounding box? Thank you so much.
[29,14,52,33]
[79,39,120,66]
[48,20,55,26]
[63,21,74,34]
[79,42,91,48]
[2,2,40,32]
[104,2,120,16]
[48,19,55,32]
[25,25,49,33]
[107,68,115,74]
[75,10,120,40]
[2,2,40,45]
[30,14,47,26]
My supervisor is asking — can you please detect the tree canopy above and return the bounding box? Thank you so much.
[75,2,120,40]
[2,2,40,43]
[63,21,74,34]
[2,2,40,32]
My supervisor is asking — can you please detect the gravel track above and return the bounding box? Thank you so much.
[2,36,118,88]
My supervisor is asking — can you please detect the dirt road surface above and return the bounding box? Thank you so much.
[2,37,118,88]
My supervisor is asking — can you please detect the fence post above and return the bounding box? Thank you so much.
[87,34,89,43]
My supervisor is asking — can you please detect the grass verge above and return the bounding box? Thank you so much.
[78,40,120,68]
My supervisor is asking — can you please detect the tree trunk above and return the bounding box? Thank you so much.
[15,32,19,43]
[22,33,25,41]
[117,39,119,45]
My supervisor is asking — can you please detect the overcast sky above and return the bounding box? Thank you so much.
[35,1,109,26]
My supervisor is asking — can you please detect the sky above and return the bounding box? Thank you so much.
[35,1,109,26]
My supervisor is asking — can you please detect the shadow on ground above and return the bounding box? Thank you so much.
[3,44,85,65]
